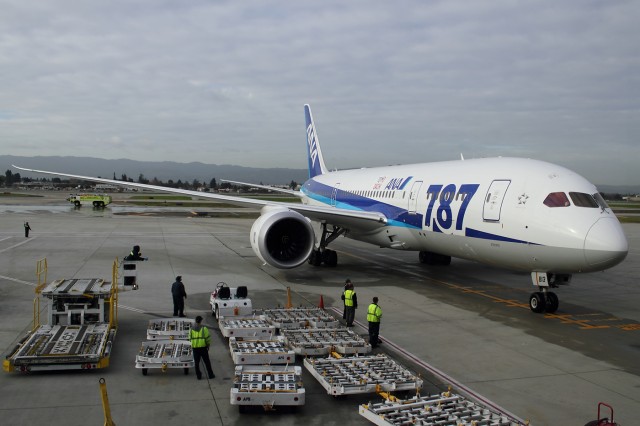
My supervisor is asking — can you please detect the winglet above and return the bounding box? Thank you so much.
[304,104,328,178]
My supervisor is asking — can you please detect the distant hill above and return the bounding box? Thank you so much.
[2,155,307,185]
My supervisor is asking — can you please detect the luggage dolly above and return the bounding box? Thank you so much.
[584,402,618,426]
[135,340,194,376]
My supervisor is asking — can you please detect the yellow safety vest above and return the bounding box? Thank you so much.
[367,304,382,323]
[344,289,355,307]
[189,326,211,348]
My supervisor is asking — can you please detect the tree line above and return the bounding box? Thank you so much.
[3,169,299,192]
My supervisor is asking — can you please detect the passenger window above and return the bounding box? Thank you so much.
[543,192,570,207]
[569,192,598,208]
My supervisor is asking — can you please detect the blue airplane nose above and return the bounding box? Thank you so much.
[584,217,628,268]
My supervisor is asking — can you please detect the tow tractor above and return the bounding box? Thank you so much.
[210,282,252,319]
[3,261,118,373]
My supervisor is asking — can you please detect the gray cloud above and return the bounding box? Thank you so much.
[1,0,638,185]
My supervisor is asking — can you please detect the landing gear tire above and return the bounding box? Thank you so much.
[184,368,189,375]
[142,368,148,376]
[529,292,546,313]
[545,292,559,313]
[308,250,322,266]
[323,249,338,267]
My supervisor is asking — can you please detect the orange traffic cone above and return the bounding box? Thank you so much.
[319,294,325,309]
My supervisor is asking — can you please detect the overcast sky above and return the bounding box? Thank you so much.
[1,1,638,185]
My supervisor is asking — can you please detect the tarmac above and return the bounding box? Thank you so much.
[0,191,638,425]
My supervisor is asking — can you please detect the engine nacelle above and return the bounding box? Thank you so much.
[250,207,316,269]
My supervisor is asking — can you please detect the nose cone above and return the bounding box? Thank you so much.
[584,217,628,268]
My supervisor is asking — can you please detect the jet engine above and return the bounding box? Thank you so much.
[250,207,316,269]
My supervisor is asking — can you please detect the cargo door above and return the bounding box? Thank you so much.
[483,180,511,221]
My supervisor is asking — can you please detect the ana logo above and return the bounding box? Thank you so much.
[307,124,318,167]
[385,176,412,191]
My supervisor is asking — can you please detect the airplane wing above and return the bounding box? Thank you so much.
[220,179,301,197]
[12,165,387,230]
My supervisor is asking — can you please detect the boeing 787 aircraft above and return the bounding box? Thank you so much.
[14,104,628,313]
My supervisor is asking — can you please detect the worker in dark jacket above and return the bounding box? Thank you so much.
[125,245,147,261]
[24,222,32,238]
[189,315,215,380]
[171,276,187,317]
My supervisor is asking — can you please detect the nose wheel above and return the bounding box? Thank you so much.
[529,291,559,313]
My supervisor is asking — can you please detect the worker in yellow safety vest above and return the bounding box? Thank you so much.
[342,279,358,327]
[367,297,383,348]
[189,316,215,380]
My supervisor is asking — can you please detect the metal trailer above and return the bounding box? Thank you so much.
[231,365,305,412]
[219,317,276,340]
[260,308,339,329]
[3,277,118,373]
[146,318,194,341]
[304,354,423,396]
[210,282,252,320]
[281,328,372,356]
[229,337,295,365]
[359,392,524,426]
[135,340,194,376]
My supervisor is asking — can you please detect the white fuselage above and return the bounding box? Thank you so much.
[301,157,628,274]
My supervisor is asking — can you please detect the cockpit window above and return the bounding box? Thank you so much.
[593,193,610,210]
[569,192,599,208]
[543,192,570,207]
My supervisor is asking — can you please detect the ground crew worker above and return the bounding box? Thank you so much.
[189,316,215,380]
[125,245,147,261]
[171,276,187,317]
[24,222,31,238]
[342,280,357,327]
[367,297,383,348]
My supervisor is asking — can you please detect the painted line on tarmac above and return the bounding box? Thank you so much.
[0,237,36,254]
[328,306,527,425]
[0,275,36,287]
[342,249,636,331]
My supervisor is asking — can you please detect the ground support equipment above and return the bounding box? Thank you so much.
[4,276,117,373]
[282,327,371,356]
[304,354,423,396]
[146,318,194,341]
[359,392,522,426]
[229,336,295,365]
[210,282,252,319]
[219,317,275,339]
[6,324,115,372]
[260,307,339,329]
[231,365,305,412]
[135,339,194,376]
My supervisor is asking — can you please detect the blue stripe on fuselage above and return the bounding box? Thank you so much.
[302,179,540,245]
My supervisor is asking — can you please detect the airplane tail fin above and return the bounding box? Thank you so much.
[305,104,328,178]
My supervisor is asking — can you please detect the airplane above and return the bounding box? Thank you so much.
[14,104,629,314]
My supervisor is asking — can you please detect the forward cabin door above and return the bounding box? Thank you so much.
[407,181,423,214]
[483,179,511,221]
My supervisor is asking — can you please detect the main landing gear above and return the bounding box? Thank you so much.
[308,223,346,267]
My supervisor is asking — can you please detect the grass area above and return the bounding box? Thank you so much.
[618,216,640,224]
[0,192,43,198]
[128,195,192,200]
[125,201,245,208]
[609,202,640,208]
